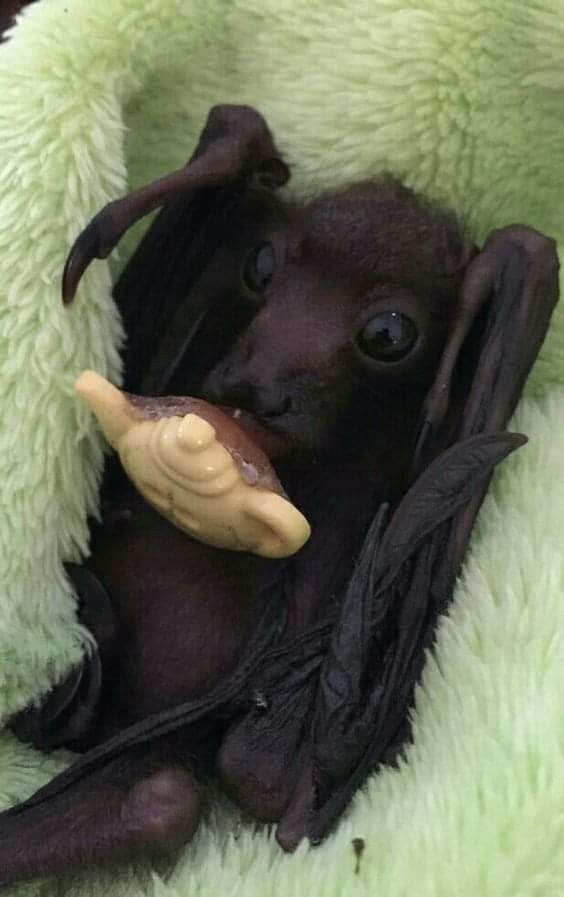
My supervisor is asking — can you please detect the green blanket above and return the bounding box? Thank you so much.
[1,1,564,894]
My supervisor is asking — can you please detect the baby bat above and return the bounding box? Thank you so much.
[0,105,559,887]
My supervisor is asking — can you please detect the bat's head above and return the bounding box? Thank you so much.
[201,180,475,463]
[61,105,476,472]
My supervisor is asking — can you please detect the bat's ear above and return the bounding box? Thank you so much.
[413,225,559,475]
[62,105,290,304]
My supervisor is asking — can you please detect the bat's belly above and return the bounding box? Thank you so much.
[88,490,273,724]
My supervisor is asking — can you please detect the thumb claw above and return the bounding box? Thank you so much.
[62,220,105,304]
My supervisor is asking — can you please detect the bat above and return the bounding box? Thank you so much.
[0,105,558,886]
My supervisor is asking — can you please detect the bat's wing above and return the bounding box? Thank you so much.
[307,433,524,842]
[286,225,560,844]
[62,104,290,399]
[62,104,289,305]
[113,182,248,395]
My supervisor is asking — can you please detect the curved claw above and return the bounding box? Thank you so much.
[62,218,109,304]
[61,181,180,305]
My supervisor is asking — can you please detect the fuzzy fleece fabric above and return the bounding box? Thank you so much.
[1,1,564,895]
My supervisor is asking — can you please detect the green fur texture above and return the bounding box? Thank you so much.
[1,1,564,894]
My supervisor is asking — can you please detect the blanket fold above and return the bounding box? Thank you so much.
[1,1,563,894]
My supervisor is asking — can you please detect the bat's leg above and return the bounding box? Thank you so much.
[0,743,201,888]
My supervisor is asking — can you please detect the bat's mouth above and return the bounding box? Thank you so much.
[220,406,292,461]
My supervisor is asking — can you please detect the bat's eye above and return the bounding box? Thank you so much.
[357,311,418,362]
[241,242,275,294]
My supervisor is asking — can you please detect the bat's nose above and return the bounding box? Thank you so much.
[203,364,291,419]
